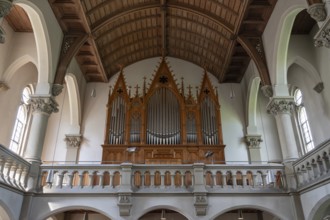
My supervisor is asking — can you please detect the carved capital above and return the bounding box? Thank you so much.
[52,84,64,96]
[261,85,273,98]
[245,135,262,149]
[314,82,324,93]
[30,96,59,115]
[194,193,208,216]
[0,0,13,18]
[0,26,5,44]
[0,81,9,91]
[65,134,82,148]
[315,27,330,47]
[117,193,132,216]
[267,97,295,115]
[308,3,326,22]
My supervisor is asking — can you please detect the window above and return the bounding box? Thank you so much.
[9,86,32,154]
[294,89,314,153]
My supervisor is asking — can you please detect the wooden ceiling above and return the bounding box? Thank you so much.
[5,1,281,84]
[48,0,279,84]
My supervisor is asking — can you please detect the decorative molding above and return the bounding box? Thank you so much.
[313,82,324,93]
[117,193,132,216]
[30,96,59,115]
[64,134,82,148]
[0,26,5,44]
[314,17,330,48]
[0,0,13,18]
[307,3,326,22]
[266,97,295,115]
[0,81,9,91]
[52,84,64,97]
[245,135,262,149]
[261,85,273,98]
[194,193,208,216]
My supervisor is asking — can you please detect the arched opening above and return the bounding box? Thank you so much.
[44,209,111,220]
[309,197,330,220]
[0,202,13,220]
[215,208,280,220]
[138,208,188,220]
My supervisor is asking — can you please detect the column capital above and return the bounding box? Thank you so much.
[30,95,59,115]
[314,17,330,48]
[307,3,327,22]
[245,135,262,149]
[266,97,295,115]
[64,134,82,148]
[0,0,13,18]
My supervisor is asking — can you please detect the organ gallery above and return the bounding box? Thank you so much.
[102,59,225,164]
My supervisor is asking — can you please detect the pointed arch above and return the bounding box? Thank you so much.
[246,76,261,134]
[288,56,322,84]
[2,54,36,82]
[65,73,81,128]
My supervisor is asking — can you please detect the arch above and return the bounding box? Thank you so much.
[0,200,14,220]
[137,205,193,220]
[2,55,37,82]
[65,73,81,127]
[288,56,322,85]
[39,205,113,220]
[246,76,261,134]
[308,195,330,220]
[211,205,285,220]
[270,2,307,94]
[14,0,54,84]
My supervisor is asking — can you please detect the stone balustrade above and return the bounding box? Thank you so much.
[293,139,330,189]
[39,163,286,193]
[0,144,31,190]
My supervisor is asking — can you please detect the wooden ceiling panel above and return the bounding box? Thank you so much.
[49,0,278,84]
[5,5,32,32]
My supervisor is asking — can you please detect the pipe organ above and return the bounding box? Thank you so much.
[102,59,225,164]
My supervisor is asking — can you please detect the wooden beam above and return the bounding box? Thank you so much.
[237,36,271,85]
[54,33,89,84]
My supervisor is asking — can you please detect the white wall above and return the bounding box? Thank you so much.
[0,187,24,220]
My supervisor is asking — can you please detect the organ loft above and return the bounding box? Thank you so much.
[102,59,225,164]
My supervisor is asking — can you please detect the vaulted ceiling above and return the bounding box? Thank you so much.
[6,1,281,85]
[47,0,279,85]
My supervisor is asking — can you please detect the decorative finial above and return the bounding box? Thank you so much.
[143,76,147,96]
[195,86,199,98]
[181,77,185,97]
[128,86,132,98]
[135,84,140,97]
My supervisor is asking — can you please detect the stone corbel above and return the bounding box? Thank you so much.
[194,193,208,216]
[307,3,327,22]
[0,81,9,91]
[245,135,262,149]
[117,193,132,216]
[52,84,64,97]
[29,96,59,115]
[64,134,82,148]
[314,16,330,48]
[261,85,273,98]
[266,97,295,115]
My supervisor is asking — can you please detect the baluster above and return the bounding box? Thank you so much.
[57,173,64,188]
[151,174,155,187]
[232,175,237,188]
[11,164,18,184]
[16,167,23,187]
[161,173,165,187]
[141,174,145,188]
[252,174,257,187]
[316,159,324,177]
[262,174,267,187]
[296,171,303,187]
[242,174,247,188]
[109,173,113,187]
[302,169,308,184]
[0,158,5,179]
[79,173,84,188]
[181,174,185,187]
[171,173,175,187]
[89,173,94,187]
[307,166,314,181]
[213,173,217,186]
[67,173,73,188]
[222,173,227,188]
[98,173,104,188]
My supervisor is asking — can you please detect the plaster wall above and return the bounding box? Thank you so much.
[0,62,37,149]
[287,63,330,146]
[0,187,24,220]
[77,57,249,163]
[28,194,294,220]
[300,183,330,220]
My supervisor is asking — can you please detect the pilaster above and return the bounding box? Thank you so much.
[193,163,208,216]
[65,134,82,163]
[117,163,133,216]
[245,134,263,164]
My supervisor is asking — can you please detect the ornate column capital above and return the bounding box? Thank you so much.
[245,135,262,149]
[64,134,82,148]
[261,85,273,98]
[314,17,330,48]
[266,97,295,115]
[0,0,13,18]
[29,96,59,115]
[307,3,327,22]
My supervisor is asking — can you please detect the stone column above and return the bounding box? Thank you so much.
[64,134,82,163]
[24,95,59,163]
[267,97,298,191]
[267,97,298,162]
[245,135,262,164]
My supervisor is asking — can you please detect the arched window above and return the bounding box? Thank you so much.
[9,86,32,154]
[294,89,314,153]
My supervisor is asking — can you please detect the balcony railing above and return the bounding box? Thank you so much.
[293,139,330,189]
[0,144,30,190]
[39,163,286,194]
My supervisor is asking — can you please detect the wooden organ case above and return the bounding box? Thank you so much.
[102,60,225,164]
